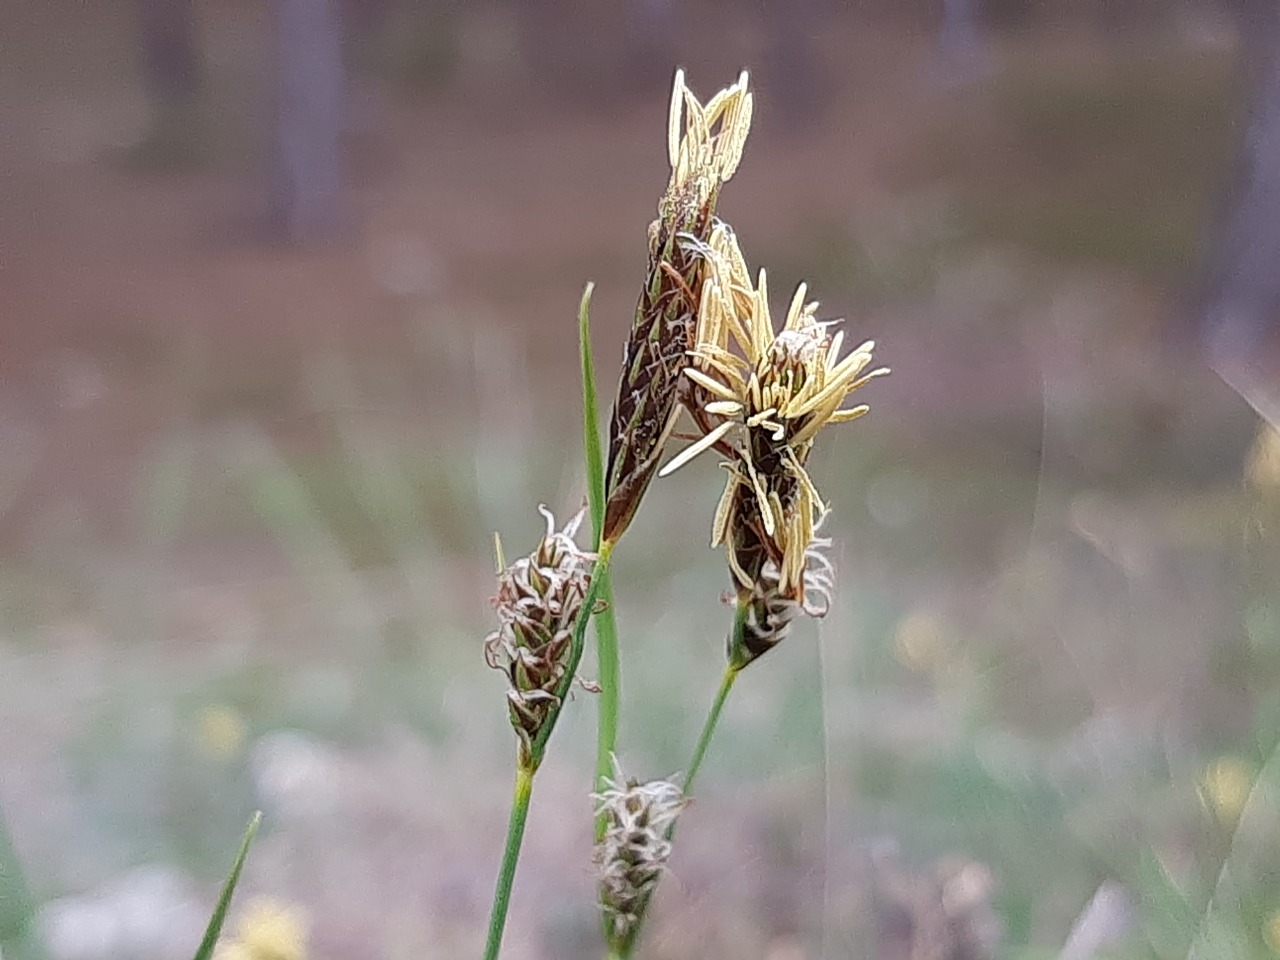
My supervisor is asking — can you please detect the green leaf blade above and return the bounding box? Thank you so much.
[579,282,605,546]
[192,811,262,960]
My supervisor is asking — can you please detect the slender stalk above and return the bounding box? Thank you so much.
[591,566,622,949]
[483,765,535,960]
[685,596,752,798]
[682,664,739,798]
[593,568,621,835]
[579,282,623,838]
[614,621,746,958]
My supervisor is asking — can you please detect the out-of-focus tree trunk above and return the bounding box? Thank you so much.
[762,0,832,128]
[269,0,347,242]
[138,0,200,100]
[1199,19,1280,425]
[131,0,202,168]
[1222,0,1280,82]
[517,0,669,102]
[622,0,677,94]
[936,0,989,88]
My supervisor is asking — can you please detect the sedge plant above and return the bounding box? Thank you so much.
[481,69,887,959]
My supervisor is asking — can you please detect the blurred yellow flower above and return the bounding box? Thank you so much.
[1198,756,1254,824]
[1247,425,1280,491]
[196,704,247,761]
[215,898,308,960]
[895,612,949,673]
[1264,906,1280,955]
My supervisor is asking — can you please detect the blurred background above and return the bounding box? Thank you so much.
[3,0,1280,958]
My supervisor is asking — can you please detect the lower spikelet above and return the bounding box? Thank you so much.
[593,759,688,949]
[484,506,595,763]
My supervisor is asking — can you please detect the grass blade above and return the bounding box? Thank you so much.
[579,283,605,543]
[0,805,49,960]
[580,284,624,836]
[192,811,262,960]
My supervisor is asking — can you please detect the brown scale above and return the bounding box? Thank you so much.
[724,484,793,667]
[747,425,806,558]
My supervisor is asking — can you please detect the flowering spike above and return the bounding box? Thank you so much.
[592,758,688,950]
[662,241,885,612]
[485,507,596,764]
[603,71,754,545]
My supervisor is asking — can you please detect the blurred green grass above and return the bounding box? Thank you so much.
[4,338,1278,957]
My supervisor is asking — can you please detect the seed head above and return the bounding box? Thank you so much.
[593,759,688,949]
[484,506,595,763]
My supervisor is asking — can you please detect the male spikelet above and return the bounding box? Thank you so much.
[602,70,753,545]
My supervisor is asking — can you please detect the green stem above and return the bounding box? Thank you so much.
[682,664,739,798]
[614,664,741,958]
[593,566,621,837]
[483,765,535,960]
